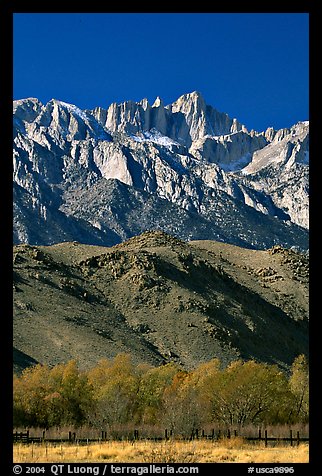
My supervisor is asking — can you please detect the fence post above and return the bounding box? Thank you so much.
[211,429,215,439]
[227,429,230,439]
[258,429,261,441]
[297,431,300,446]
[234,429,237,437]
[202,429,205,438]
[27,430,29,443]
[290,429,293,447]
[195,429,199,439]
[165,429,168,440]
[264,430,268,447]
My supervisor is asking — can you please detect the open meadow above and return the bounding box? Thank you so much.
[13,438,309,464]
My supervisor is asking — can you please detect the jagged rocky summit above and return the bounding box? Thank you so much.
[13,91,309,250]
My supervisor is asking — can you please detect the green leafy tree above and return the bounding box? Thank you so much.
[289,354,309,422]
[209,360,291,427]
[162,359,221,434]
[14,354,308,430]
[13,364,53,427]
[162,370,201,434]
[13,361,95,428]
[87,353,141,427]
[136,362,180,425]
[49,360,95,427]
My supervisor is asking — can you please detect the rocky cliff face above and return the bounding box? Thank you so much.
[241,121,309,228]
[92,91,251,147]
[13,92,309,250]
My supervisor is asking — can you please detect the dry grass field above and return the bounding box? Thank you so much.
[13,438,309,463]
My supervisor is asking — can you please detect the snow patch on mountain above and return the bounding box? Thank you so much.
[55,100,89,122]
[130,128,181,148]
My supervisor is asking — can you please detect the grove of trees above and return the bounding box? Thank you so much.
[13,354,309,434]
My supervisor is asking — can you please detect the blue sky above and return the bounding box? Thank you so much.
[13,13,309,132]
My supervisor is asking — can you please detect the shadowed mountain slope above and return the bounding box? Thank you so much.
[13,231,308,373]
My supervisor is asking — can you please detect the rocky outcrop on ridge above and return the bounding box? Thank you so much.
[13,231,309,373]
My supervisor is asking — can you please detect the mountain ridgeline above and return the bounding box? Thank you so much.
[13,91,309,250]
[13,92,309,373]
[13,231,308,373]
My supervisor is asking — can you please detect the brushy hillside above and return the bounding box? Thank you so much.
[13,230,308,373]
